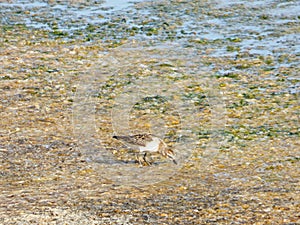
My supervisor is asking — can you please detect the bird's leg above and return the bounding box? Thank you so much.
[135,153,143,166]
[143,152,151,166]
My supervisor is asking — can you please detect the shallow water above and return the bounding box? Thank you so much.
[1,0,299,59]
[0,0,144,30]
[0,1,299,223]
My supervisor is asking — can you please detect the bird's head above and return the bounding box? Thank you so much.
[165,148,177,165]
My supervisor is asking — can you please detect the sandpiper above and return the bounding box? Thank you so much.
[113,133,177,166]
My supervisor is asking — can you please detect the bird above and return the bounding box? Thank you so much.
[112,133,177,166]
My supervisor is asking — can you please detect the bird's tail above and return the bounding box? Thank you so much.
[113,135,128,141]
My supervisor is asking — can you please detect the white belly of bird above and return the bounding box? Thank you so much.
[139,137,161,153]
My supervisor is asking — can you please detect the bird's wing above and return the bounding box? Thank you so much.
[114,134,153,147]
[130,134,153,146]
